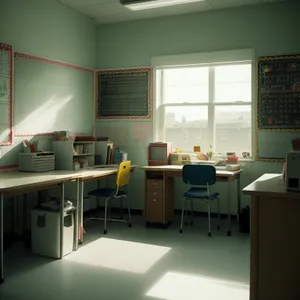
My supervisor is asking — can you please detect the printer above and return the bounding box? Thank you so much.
[286,151,300,192]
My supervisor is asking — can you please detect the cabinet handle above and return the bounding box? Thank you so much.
[153,183,157,185]
[153,199,157,202]
[153,192,156,195]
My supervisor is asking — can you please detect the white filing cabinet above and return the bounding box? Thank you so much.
[31,208,74,259]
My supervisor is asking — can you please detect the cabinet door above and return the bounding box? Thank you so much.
[145,196,163,223]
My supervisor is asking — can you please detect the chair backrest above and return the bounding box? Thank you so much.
[116,161,131,189]
[182,164,216,186]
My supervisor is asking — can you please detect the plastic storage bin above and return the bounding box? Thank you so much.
[31,208,74,259]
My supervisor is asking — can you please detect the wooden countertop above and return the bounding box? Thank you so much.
[243,173,300,199]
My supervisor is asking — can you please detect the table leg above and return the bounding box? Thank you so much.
[0,193,4,283]
[237,176,241,224]
[79,180,84,243]
[60,183,65,259]
[74,179,79,251]
[227,180,232,236]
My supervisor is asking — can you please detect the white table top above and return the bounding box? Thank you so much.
[0,168,118,193]
[138,165,241,178]
[243,173,300,199]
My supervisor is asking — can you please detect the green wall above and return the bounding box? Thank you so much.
[0,0,96,69]
[0,0,97,166]
[0,0,97,232]
[95,1,300,211]
[96,1,300,69]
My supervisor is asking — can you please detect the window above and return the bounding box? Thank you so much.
[155,62,252,156]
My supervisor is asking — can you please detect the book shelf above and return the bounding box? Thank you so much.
[53,140,95,170]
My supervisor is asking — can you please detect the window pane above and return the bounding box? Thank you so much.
[164,106,209,152]
[215,105,251,155]
[163,67,209,104]
[215,64,251,103]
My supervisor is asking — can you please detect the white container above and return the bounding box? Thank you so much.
[31,208,74,259]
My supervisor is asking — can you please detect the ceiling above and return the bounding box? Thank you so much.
[58,0,287,24]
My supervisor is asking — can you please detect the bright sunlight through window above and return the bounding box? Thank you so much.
[64,238,171,274]
[156,63,252,156]
[146,271,249,300]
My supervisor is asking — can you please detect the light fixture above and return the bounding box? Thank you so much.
[120,0,205,11]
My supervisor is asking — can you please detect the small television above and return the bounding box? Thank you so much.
[148,142,172,166]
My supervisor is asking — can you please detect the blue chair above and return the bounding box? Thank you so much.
[180,164,220,237]
[84,161,132,234]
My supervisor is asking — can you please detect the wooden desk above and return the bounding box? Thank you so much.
[139,165,241,235]
[243,173,300,300]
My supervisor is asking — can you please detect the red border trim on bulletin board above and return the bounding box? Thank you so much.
[96,67,153,120]
[13,52,94,137]
[0,43,13,146]
[14,52,94,73]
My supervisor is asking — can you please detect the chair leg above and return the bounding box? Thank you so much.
[184,199,188,226]
[120,196,123,219]
[104,197,110,234]
[191,199,194,226]
[217,197,220,230]
[108,201,111,222]
[208,202,211,237]
[180,198,186,233]
[126,196,132,227]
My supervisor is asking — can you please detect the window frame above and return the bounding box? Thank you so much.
[154,61,254,157]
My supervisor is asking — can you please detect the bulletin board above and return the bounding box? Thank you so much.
[14,53,94,136]
[96,68,152,120]
[256,54,300,161]
[0,43,13,145]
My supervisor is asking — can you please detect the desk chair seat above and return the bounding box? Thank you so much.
[84,161,132,234]
[180,164,220,237]
[183,188,219,199]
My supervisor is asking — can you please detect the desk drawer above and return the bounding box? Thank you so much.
[145,196,163,223]
[147,190,163,198]
[146,179,163,190]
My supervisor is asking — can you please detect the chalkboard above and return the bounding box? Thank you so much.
[14,53,94,136]
[0,43,12,145]
[97,68,152,119]
[257,54,300,130]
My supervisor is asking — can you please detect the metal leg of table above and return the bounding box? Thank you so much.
[237,176,241,224]
[0,193,4,283]
[60,183,65,259]
[227,180,232,236]
[74,179,79,251]
[79,180,84,243]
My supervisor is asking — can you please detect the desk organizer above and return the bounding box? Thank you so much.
[19,152,55,172]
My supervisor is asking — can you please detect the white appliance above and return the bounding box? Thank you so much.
[31,208,74,258]
[286,151,300,192]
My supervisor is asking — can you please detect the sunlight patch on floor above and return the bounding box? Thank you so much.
[146,271,249,300]
[64,237,171,274]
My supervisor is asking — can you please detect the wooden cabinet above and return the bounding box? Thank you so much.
[243,174,300,300]
[144,172,174,225]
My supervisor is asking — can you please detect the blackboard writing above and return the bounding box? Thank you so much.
[258,55,300,130]
[97,69,152,119]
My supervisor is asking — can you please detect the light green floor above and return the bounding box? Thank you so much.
[1,215,250,300]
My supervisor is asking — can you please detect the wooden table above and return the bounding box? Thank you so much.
[139,165,241,235]
[243,173,300,300]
